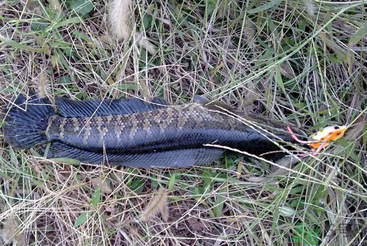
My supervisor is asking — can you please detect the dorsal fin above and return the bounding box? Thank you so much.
[56,97,170,117]
[197,98,240,115]
[194,95,242,114]
[193,95,209,103]
[204,102,238,113]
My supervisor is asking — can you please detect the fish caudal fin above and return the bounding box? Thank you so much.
[2,94,56,149]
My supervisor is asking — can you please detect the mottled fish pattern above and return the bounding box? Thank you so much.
[2,94,293,168]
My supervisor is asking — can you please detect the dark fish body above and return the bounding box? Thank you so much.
[2,94,292,168]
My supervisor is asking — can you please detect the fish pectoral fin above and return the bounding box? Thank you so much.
[56,97,170,117]
[45,142,224,168]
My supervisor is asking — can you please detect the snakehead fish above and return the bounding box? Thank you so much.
[2,94,293,168]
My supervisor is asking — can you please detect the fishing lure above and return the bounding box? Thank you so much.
[287,125,347,156]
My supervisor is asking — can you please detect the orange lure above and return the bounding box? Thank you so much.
[287,125,347,156]
[307,125,347,151]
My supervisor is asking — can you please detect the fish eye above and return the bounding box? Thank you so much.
[334,126,339,130]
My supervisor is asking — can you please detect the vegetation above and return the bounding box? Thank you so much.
[1,0,366,245]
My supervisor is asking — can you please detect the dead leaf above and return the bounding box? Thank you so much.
[344,121,366,141]
[226,212,249,223]
[91,177,112,194]
[187,218,206,231]
[141,187,168,222]
[0,218,26,245]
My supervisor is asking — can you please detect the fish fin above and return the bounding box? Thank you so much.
[46,142,224,168]
[2,94,56,149]
[56,97,170,117]
[194,96,243,117]
[151,97,171,106]
[194,96,240,114]
[193,95,209,103]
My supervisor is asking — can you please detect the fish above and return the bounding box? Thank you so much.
[2,93,293,168]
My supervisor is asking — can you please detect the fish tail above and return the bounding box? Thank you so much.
[2,94,56,149]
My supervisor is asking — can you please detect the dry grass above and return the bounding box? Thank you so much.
[1,0,367,245]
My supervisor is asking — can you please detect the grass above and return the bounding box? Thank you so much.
[1,0,367,245]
